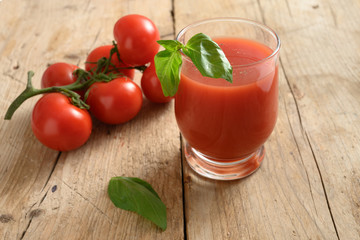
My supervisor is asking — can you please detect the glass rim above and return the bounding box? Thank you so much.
[176,17,281,68]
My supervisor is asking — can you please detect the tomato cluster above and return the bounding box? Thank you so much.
[30,14,172,151]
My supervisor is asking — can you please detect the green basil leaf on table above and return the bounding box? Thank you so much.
[108,176,167,231]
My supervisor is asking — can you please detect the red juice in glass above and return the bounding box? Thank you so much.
[175,19,280,180]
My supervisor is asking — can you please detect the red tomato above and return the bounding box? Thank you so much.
[85,45,135,79]
[31,93,92,151]
[86,77,143,124]
[41,62,79,88]
[141,62,173,103]
[113,14,160,66]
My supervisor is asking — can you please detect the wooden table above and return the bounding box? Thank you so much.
[0,0,359,239]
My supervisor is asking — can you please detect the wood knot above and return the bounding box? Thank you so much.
[51,185,57,192]
[184,175,191,184]
[29,209,45,218]
[312,4,319,9]
[0,214,14,223]
[64,53,79,60]
[13,64,19,70]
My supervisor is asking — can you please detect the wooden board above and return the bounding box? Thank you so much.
[0,0,183,239]
[0,0,359,239]
[176,0,359,239]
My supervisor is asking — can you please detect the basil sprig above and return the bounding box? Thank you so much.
[108,177,167,230]
[154,33,233,97]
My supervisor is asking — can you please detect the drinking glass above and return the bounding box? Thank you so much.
[175,18,280,180]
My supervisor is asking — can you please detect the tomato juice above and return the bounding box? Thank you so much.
[175,37,278,159]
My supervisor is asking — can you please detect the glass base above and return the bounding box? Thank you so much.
[184,143,265,180]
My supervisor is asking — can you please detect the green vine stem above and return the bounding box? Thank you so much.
[4,43,148,120]
[4,71,92,120]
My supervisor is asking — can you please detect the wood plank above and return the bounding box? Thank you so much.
[261,0,360,238]
[1,0,358,239]
[0,1,64,239]
[0,0,183,239]
[174,0,343,239]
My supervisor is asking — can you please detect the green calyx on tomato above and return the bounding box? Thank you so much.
[85,42,147,76]
[85,45,135,80]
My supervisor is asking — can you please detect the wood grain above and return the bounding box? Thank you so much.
[0,0,359,239]
[262,0,360,239]
[0,0,182,239]
[175,0,359,239]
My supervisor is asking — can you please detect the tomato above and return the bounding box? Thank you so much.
[86,77,143,124]
[85,45,135,79]
[41,62,79,88]
[113,14,160,66]
[31,93,92,151]
[141,62,173,103]
[41,62,86,97]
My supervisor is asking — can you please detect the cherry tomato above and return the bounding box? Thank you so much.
[113,14,160,66]
[86,77,143,124]
[141,62,173,103]
[85,45,135,79]
[31,93,92,151]
[41,62,79,88]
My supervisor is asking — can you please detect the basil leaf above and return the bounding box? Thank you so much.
[154,49,182,97]
[157,40,183,51]
[183,33,233,83]
[154,33,233,97]
[108,177,167,230]
[128,177,161,200]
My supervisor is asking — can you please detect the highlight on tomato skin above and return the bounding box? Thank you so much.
[85,45,135,79]
[141,62,173,103]
[113,14,160,66]
[31,93,92,151]
[86,77,143,125]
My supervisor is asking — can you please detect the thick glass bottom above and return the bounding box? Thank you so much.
[184,142,265,180]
